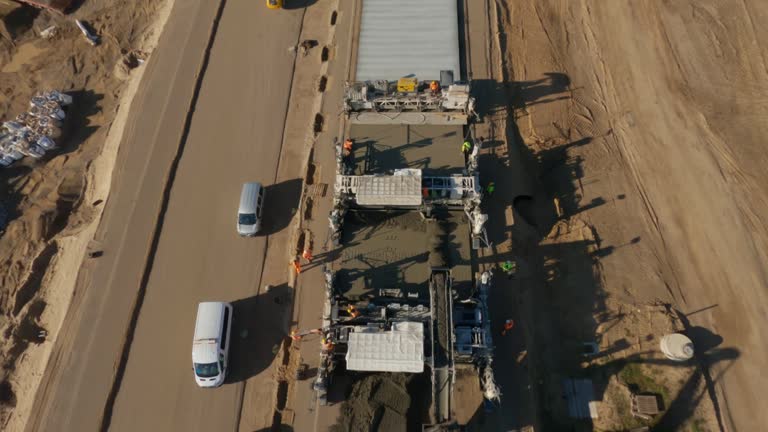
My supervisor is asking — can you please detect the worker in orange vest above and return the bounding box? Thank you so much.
[291,259,301,274]
[501,319,515,336]
[302,248,313,263]
[321,337,335,351]
[343,139,354,156]
[347,305,360,318]
[429,80,440,95]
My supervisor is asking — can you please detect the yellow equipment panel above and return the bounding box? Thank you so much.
[397,77,418,93]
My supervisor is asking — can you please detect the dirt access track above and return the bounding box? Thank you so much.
[493,0,768,430]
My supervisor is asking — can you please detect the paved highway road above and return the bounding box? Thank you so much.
[28,1,305,431]
[108,0,305,430]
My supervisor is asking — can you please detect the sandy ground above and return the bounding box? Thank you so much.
[0,0,172,429]
[481,0,768,430]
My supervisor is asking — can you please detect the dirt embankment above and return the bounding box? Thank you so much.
[0,0,170,428]
[494,0,768,430]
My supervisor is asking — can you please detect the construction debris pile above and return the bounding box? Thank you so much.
[0,91,73,167]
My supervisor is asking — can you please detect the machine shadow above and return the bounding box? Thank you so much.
[468,71,650,430]
[471,74,571,119]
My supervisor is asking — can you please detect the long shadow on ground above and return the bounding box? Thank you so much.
[226,283,293,383]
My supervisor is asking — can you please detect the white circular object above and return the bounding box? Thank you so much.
[660,333,695,361]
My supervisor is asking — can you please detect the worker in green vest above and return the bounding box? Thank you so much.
[500,260,517,279]
[462,140,472,165]
[486,181,495,197]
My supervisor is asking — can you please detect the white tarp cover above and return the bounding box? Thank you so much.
[356,0,462,82]
[346,322,425,373]
[354,170,422,206]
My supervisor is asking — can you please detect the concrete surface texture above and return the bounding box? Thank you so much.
[349,125,466,175]
[337,209,472,299]
[339,210,431,299]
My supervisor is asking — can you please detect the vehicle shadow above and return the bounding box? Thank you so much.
[262,178,303,235]
[226,283,293,383]
[282,0,319,10]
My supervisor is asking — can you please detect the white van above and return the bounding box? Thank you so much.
[192,302,233,388]
[237,182,265,236]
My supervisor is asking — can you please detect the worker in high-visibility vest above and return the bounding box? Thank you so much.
[343,139,353,157]
[501,319,514,336]
[321,337,335,351]
[347,305,360,318]
[462,140,472,165]
[302,248,313,263]
[429,80,440,95]
[500,260,517,279]
[486,182,496,197]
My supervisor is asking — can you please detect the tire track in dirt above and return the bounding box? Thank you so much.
[575,3,689,305]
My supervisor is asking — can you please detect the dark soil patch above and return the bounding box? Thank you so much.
[13,242,56,316]
[306,162,316,185]
[318,75,328,93]
[313,113,324,134]
[513,195,536,227]
[304,196,313,221]
[0,380,16,407]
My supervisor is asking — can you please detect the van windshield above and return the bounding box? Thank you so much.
[238,213,257,225]
[194,362,220,378]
